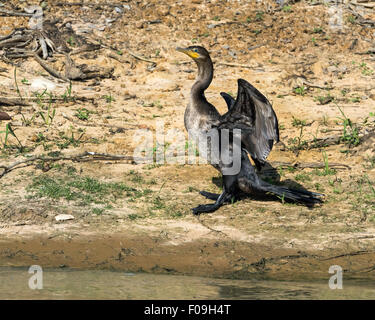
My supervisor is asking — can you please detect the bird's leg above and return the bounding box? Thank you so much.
[252,158,263,172]
[192,189,233,215]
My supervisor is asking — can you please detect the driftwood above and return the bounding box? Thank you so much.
[0,8,33,17]
[34,52,69,81]
[268,161,351,170]
[347,3,375,26]
[2,28,58,60]
[65,53,114,80]
[70,44,101,56]
[307,135,342,148]
[99,43,157,66]
[61,113,138,131]
[0,98,30,106]
[302,81,334,90]
[2,19,110,81]
[248,44,265,51]
[55,2,125,7]
[0,96,94,108]
[216,62,265,71]
[107,53,131,64]
[126,50,157,65]
[0,30,16,42]
[0,151,351,180]
[6,49,113,81]
[0,151,139,178]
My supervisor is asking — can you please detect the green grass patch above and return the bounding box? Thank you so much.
[75,108,90,121]
[295,173,311,182]
[294,86,307,96]
[27,174,145,209]
[336,105,360,147]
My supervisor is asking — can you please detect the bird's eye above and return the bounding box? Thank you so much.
[193,48,198,53]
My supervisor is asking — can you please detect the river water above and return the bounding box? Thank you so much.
[0,267,374,299]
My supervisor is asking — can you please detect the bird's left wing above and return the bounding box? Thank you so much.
[216,79,279,166]
[220,92,235,110]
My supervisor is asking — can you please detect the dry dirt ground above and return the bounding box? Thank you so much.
[0,0,375,280]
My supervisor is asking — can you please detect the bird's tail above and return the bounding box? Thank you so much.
[257,180,324,205]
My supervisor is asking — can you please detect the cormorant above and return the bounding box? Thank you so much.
[177,46,323,214]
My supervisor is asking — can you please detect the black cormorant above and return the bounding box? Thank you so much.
[177,46,323,214]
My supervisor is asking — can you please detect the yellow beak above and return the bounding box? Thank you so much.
[176,47,200,59]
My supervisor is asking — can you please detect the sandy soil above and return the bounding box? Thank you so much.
[0,0,375,280]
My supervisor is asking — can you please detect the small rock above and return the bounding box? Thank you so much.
[326,66,338,73]
[0,112,11,121]
[106,18,116,24]
[228,50,237,58]
[55,214,75,222]
[338,66,347,73]
[30,77,56,91]
[159,6,170,16]
[135,21,144,29]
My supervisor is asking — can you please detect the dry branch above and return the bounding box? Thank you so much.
[0,98,30,106]
[0,30,17,42]
[307,135,342,148]
[55,2,125,7]
[0,151,139,178]
[216,62,265,71]
[33,53,69,81]
[268,161,351,170]
[107,53,131,64]
[0,96,94,108]
[70,44,101,56]
[0,8,33,17]
[61,113,138,130]
[125,49,157,65]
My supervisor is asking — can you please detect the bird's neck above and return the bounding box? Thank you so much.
[191,58,213,101]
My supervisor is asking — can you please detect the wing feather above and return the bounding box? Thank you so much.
[217,79,279,166]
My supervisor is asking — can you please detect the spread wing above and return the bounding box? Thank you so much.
[217,78,279,166]
[220,92,235,110]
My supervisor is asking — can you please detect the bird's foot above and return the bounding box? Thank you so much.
[192,190,236,215]
[192,203,220,215]
[199,190,220,200]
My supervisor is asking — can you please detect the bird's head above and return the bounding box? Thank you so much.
[176,46,210,62]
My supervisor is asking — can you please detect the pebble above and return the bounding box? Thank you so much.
[228,51,237,58]
[135,21,144,29]
[55,214,75,222]
[30,77,56,91]
[114,7,123,14]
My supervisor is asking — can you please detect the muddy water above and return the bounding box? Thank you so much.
[0,267,374,300]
